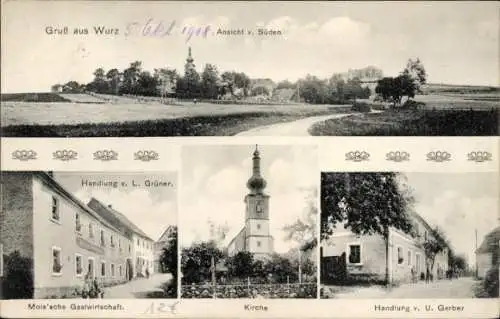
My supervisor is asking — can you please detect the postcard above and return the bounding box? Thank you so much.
[0,1,499,319]
[1,1,498,137]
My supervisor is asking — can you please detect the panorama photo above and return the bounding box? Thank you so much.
[1,1,498,137]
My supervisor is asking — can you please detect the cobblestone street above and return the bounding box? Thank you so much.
[323,277,478,299]
[103,273,173,298]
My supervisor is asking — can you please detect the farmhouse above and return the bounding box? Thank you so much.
[321,212,449,284]
[475,226,500,279]
[0,172,155,298]
[225,146,274,260]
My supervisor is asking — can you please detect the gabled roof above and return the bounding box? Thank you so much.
[476,226,500,254]
[88,197,153,241]
[157,225,175,243]
[34,172,122,235]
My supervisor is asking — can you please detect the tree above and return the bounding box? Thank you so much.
[155,68,178,99]
[201,64,220,99]
[106,68,121,95]
[160,226,178,297]
[183,67,201,99]
[136,71,158,96]
[181,241,224,284]
[321,173,414,284]
[402,58,427,93]
[121,61,142,94]
[276,80,295,90]
[422,227,448,278]
[1,251,34,299]
[226,251,254,278]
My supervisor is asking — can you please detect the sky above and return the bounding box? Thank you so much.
[180,144,318,254]
[404,172,499,267]
[2,1,498,93]
[55,172,178,241]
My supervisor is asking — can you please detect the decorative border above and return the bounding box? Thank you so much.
[11,150,37,161]
[467,151,492,163]
[426,151,451,162]
[134,150,160,162]
[93,150,118,161]
[386,151,410,162]
[53,150,78,161]
[345,151,370,162]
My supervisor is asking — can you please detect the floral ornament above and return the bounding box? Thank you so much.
[12,150,37,161]
[386,151,410,162]
[134,150,160,162]
[426,151,451,162]
[93,150,118,161]
[53,150,78,161]
[345,151,370,162]
[467,151,492,163]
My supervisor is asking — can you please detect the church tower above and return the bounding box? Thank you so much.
[184,47,196,74]
[244,145,274,258]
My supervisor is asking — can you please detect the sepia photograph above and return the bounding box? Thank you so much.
[0,171,178,299]
[320,172,499,299]
[1,1,498,137]
[180,144,318,298]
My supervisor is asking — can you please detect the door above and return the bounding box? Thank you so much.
[126,259,133,281]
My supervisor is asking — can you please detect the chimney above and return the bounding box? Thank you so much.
[47,171,54,177]
[108,205,112,208]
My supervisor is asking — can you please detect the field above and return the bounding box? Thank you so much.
[1,88,499,136]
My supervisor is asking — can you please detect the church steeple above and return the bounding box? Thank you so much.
[186,47,194,64]
[247,145,267,194]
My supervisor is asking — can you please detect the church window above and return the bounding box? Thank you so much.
[51,196,60,222]
[348,244,361,264]
[397,246,404,264]
[52,247,62,275]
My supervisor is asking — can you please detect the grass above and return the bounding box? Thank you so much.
[310,108,499,136]
[1,110,343,137]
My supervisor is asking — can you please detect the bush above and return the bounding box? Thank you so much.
[401,99,425,110]
[351,102,372,113]
[1,251,34,299]
[481,267,499,298]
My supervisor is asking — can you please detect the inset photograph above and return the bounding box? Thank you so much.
[180,144,318,298]
[320,172,499,299]
[0,172,178,299]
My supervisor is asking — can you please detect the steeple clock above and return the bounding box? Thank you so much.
[244,145,274,258]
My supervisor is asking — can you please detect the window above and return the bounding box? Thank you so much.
[100,230,105,246]
[88,258,95,278]
[52,247,62,275]
[129,244,131,253]
[119,265,122,277]
[101,261,106,277]
[397,246,404,264]
[119,239,122,251]
[424,231,428,241]
[111,264,115,277]
[408,250,411,266]
[75,254,83,276]
[110,235,115,247]
[257,241,261,247]
[75,213,82,233]
[51,196,60,222]
[257,224,261,230]
[137,238,139,245]
[89,223,94,238]
[348,244,361,264]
